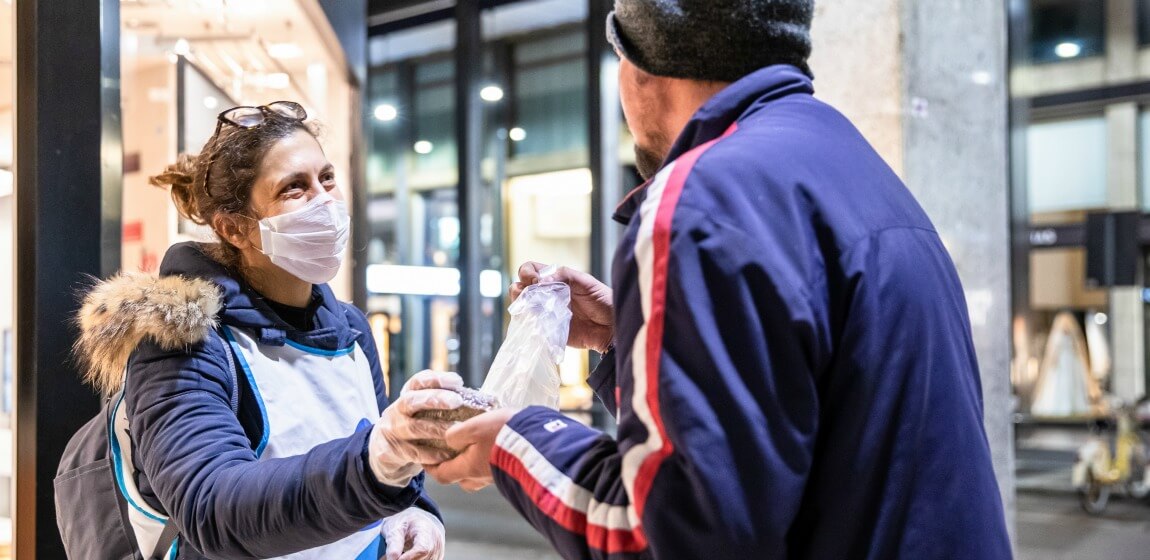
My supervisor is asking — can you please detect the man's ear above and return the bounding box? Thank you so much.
[213,213,253,250]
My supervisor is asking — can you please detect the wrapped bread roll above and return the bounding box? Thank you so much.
[412,387,500,454]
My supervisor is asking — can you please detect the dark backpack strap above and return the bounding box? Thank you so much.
[149,521,179,560]
[108,394,140,558]
[123,331,242,560]
[219,327,241,414]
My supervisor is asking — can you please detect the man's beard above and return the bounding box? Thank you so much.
[634,144,665,181]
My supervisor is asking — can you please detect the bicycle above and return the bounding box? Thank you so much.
[1072,396,1150,515]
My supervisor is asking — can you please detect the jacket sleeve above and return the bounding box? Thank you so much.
[587,349,617,415]
[489,203,823,559]
[345,303,442,521]
[125,330,423,559]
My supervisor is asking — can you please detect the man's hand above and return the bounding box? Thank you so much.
[512,262,614,353]
[423,408,518,492]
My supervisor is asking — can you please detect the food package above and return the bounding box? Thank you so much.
[480,281,571,410]
[412,387,500,454]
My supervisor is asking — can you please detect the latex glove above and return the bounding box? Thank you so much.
[512,262,614,353]
[381,507,445,560]
[369,371,466,487]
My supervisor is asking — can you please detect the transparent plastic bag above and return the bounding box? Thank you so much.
[481,282,572,410]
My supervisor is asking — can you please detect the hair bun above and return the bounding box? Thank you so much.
[149,154,207,224]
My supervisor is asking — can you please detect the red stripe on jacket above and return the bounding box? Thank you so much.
[491,445,647,554]
[632,124,738,525]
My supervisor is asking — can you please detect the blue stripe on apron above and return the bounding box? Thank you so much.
[354,534,382,560]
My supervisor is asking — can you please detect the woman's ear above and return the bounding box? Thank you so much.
[213,213,253,250]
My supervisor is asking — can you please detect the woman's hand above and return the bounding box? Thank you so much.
[511,262,614,353]
[382,507,446,560]
[368,371,465,487]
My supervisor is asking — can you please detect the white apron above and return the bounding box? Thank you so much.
[112,325,384,559]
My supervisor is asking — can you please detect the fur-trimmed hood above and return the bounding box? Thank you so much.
[75,242,363,395]
[75,273,221,395]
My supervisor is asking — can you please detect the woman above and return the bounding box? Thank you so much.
[75,101,461,559]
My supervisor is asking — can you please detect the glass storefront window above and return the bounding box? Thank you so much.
[413,59,458,183]
[368,69,400,188]
[365,23,463,388]
[512,31,588,160]
[366,5,603,419]
[1028,0,1105,63]
[1027,116,1108,216]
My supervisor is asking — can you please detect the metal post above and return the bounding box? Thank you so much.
[100,0,123,278]
[1008,0,1032,412]
[588,0,622,285]
[587,0,621,428]
[455,0,485,386]
[15,0,113,556]
[393,61,418,395]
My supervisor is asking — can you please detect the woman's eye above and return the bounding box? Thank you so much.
[283,183,307,197]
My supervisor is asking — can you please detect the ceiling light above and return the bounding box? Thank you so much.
[0,170,12,198]
[374,104,398,122]
[414,141,434,154]
[480,85,504,102]
[1054,42,1081,59]
[267,42,303,59]
[174,38,191,57]
[203,96,219,109]
[509,127,527,142]
[480,270,503,298]
[266,72,290,89]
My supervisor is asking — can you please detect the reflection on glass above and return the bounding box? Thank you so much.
[413,60,457,182]
[1028,0,1105,63]
[513,31,588,160]
[366,7,602,416]
[1027,117,1107,215]
[1138,0,1150,45]
[365,28,462,387]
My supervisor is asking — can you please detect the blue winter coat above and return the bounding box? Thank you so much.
[98,242,437,558]
[488,65,1013,559]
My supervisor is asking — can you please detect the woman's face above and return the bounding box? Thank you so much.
[248,128,342,221]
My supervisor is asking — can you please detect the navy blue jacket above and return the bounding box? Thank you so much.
[124,243,437,558]
[489,66,1012,559]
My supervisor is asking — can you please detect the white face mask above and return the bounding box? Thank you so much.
[258,193,350,285]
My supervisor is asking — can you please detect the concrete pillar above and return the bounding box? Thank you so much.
[1105,102,1146,402]
[900,0,1015,538]
[1108,0,1138,82]
[808,0,904,176]
[811,0,1017,541]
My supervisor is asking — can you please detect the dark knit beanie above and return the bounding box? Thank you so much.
[607,0,814,82]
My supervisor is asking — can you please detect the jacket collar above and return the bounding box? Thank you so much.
[613,65,814,224]
[159,242,360,350]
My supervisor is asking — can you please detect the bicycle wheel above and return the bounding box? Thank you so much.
[1079,470,1110,515]
[1128,436,1150,500]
